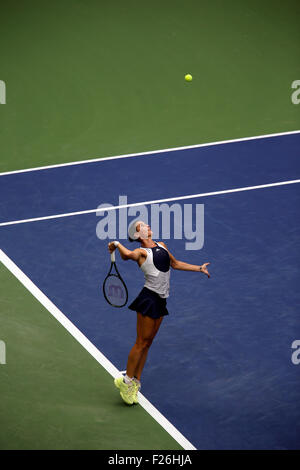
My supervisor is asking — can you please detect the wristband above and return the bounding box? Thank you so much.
[113,241,120,247]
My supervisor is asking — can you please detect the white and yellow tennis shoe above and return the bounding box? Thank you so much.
[132,378,141,404]
[114,377,135,405]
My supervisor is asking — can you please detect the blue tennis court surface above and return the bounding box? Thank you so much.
[1,132,300,449]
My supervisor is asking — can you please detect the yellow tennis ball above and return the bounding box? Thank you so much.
[185,74,193,82]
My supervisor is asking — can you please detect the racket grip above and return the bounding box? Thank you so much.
[111,251,116,262]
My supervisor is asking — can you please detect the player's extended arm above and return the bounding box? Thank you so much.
[159,242,210,278]
[108,241,143,262]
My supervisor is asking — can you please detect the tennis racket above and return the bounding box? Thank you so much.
[103,250,128,307]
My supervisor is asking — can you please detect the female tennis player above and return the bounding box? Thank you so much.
[108,220,210,405]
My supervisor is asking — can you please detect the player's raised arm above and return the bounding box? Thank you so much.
[108,241,144,263]
[159,242,211,278]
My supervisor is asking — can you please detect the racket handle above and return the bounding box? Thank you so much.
[111,251,116,262]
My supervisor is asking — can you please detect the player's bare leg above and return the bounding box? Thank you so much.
[133,315,163,380]
[115,313,163,405]
[126,313,163,379]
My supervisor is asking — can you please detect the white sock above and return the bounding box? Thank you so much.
[124,374,133,384]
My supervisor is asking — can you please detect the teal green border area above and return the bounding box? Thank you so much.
[0,0,299,173]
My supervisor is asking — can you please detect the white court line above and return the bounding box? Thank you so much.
[1,179,300,227]
[0,248,196,450]
[0,129,299,177]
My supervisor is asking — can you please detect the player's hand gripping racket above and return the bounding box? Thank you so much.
[103,249,128,307]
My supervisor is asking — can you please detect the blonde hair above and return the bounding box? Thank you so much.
[128,220,144,242]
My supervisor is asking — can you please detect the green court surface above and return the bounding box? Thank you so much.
[0,0,299,173]
[0,0,299,450]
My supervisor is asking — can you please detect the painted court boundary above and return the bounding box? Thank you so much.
[0,129,299,176]
[0,248,196,450]
[1,179,299,227]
